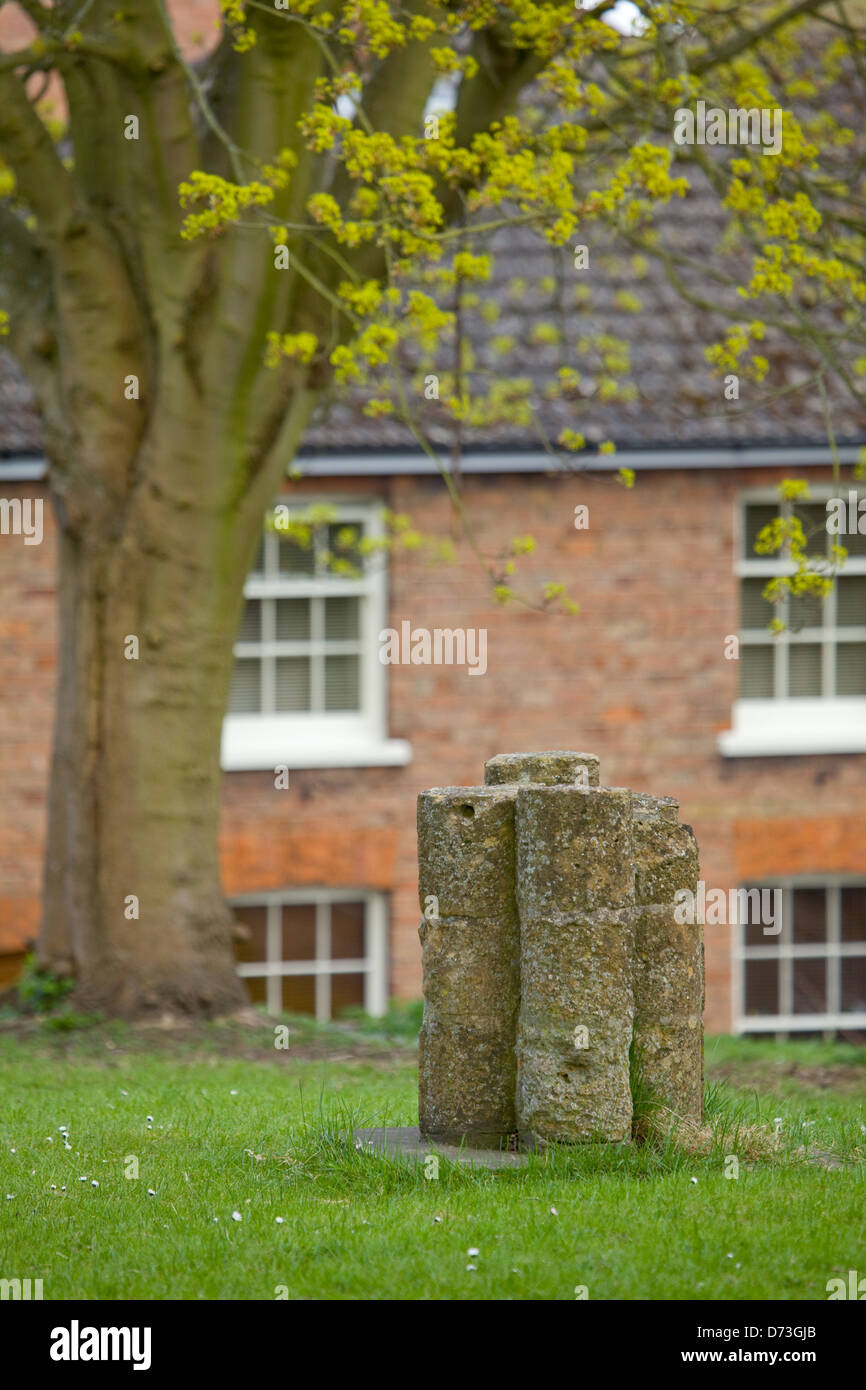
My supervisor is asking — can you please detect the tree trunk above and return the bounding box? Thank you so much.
[38,411,278,1017]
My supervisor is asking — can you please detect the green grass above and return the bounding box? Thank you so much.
[0,1018,863,1300]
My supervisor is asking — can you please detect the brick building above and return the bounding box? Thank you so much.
[1,6,864,1035]
[3,409,865,1032]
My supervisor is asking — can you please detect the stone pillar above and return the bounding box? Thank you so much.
[631,793,704,1125]
[514,784,635,1145]
[484,750,600,788]
[416,785,520,1145]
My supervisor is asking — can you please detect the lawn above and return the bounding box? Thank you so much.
[0,1013,864,1300]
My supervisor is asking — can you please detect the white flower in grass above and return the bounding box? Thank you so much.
[120,1090,128,1097]
[61,1186,66,1192]
[230,1090,238,1096]
[690,1177,698,1185]
[147,1189,156,1197]
[78,1176,87,1182]
[232,1210,242,1222]
[550,1206,558,1215]
[91,1180,99,1187]
[9,1148,14,1154]
[45,1137,53,1143]
[5,1194,13,1200]
[467,1246,479,1256]
[50,1184,56,1191]
[275,1217,284,1224]
[466,1264,477,1272]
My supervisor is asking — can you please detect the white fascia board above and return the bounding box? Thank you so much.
[295,443,866,478]
[719,698,866,757]
[5,444,864,483]
[0,457,48,481]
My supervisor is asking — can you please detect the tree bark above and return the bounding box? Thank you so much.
[37,383,308,1016]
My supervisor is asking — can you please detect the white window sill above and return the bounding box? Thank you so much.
[221,714,412,771]
[718,698,866,757]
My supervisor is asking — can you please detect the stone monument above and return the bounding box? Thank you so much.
[417,751,703,1150]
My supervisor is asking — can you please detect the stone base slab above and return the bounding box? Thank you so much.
[353,1126,529,1169]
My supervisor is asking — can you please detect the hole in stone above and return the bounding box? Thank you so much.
[460,804,475,819]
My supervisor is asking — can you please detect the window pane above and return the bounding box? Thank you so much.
[281,904,316,962]
[836,643,866,695]
[837,577,866,627]
[325,654,360,710]
[793,958,826,1014]
[331,973,365,1016]
[276,598,310,640]
[325,596,360,640]
[788,643,821,696]
[741,645,774,698]
[841,958,866,1013]
[331,901,366,959]
[796,503,828,556]
[744,887,783,946]
[741,578,774,630]
[233,906,268,964]
[228,659,261,713]
[744,959,778,1016]
[278,534,315,576]
[788,590,823,632]
[844,522,866,557]
[841,888,866,943]
[275,657,310,711]
[744,504,777,559]
[326,522,363,574]
[792,887,825,943]
[241,976,267,1005]
[237,599,260,643]
[282,976,316,1014]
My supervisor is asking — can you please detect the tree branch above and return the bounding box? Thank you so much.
[0,70,79,236]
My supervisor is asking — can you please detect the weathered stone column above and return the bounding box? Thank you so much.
[631,794,704,1126]
[484,750,600,789]
[416,785,520,1145]
[515,784,635,1145]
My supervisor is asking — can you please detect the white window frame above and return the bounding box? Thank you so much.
[719,485,866,756]
[221,498,411,770]
[231,887,388,1020]
[733,875,866,1034]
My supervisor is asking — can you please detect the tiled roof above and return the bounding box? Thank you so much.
[2,177,862,464]
[300,174,863,456]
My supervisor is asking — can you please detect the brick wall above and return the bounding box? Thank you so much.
[0,481,55,963]
[3,464,864,1031]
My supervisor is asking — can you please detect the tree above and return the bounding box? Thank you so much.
[0,0,861,1015]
